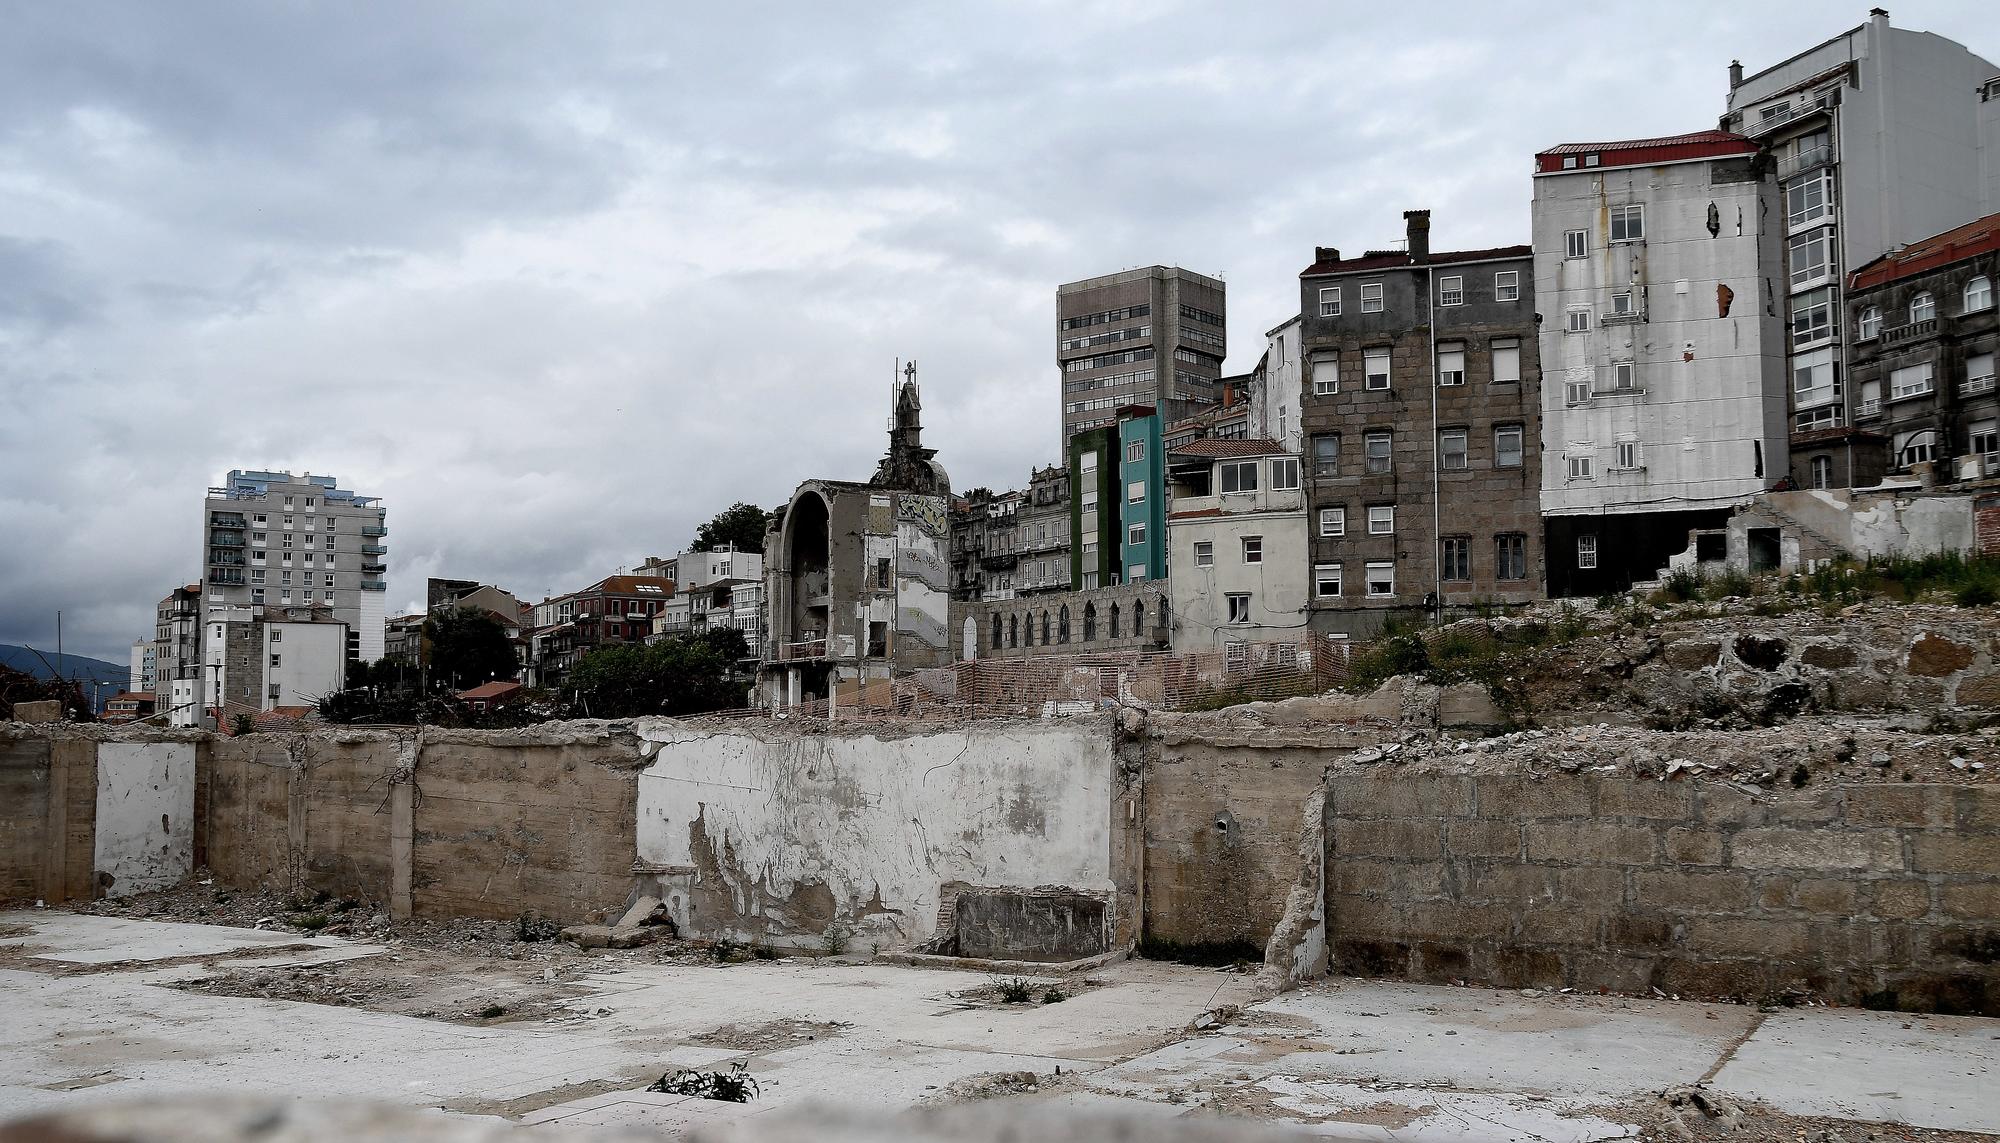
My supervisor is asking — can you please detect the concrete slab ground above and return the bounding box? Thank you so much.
[1,910,1995,1140]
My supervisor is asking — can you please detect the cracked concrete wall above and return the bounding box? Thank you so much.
[1325,771,2000,1014]
[635,716,1124,952]
[1,726,204,905]
[92,742,195,898]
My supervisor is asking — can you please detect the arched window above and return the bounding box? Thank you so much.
[1857,306,1881,340]
[1910,292,1935,323]
[1041,611,1051,644]
[1082,602,1096,642]
[1058,605,1070,643]
[1809,455,1832,490]
[991,614,1003,650]
[1968,276,1994,312]
[1023,613,1033,646]
[1010,614,1020,648]
[1132,600,1144,638]
[1896,429,1938,469]
[1157,598,1170,636]
[1108,602,1120,639]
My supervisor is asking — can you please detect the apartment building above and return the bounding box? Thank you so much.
[200,470,387,663]
[150,583,201,713]
[1720,9,2000,486]
[1014,463,1072,594]
[656,547,766,658]
[1533,132,1787,595]
[1166,440,1309,653]
[947,488,1024,602]
[1832,212,2000,487]
[199,604,348,718]
[128,640,156,696]
[1117,409,1167,585]
[1057,266,1226,454]
[1299,210,1543,634]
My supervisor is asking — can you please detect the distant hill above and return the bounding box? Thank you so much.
[0,644,129,712]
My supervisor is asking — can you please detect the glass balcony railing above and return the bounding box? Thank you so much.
[361,543,387,555]
[360,579,387,592]
[362,525,388,537]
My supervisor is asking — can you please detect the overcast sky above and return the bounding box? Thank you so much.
[2,2,1992,665]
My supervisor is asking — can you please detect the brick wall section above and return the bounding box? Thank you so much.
[1327,772,2000,1013]
[1977,498,2000,556]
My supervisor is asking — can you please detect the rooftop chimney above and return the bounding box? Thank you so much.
[1403,210,1431,263]
[1314,246,1341,264]
[1728,59,1743,89]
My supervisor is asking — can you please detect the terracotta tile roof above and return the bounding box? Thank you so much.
[1169,438,1289,459]
[1535,131,1758,174]
[585,575,676,596]
[1301,245,1531,277]
[1848,211,2000,292]
[456,681,524,701]
[107,692,155,704]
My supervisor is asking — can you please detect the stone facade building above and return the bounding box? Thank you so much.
[947,487,1024,603]
[1832,212,2000,488]
[1013,463,1071,594]
[954,580,1170,660]
[1299,210,1543,635]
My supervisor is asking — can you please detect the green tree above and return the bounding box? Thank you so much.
[693,502,771,554]
[566,633,748,718]
[424,607,519,691]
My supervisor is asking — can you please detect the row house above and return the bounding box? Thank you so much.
[1300,210,1544,633]
[947,487,1024,602]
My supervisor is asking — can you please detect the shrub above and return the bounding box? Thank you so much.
[1041,986,1067,1004]
[1707,567,1754,601]
[1661,567,1705,603]
[1956,578,1999,607]
[997,978,1036,1003]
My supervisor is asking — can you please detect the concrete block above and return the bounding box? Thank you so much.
[562,924,614,949]
[1480,946,1567,989]
[1334,818,1443,861]
[11,700,61,723]
[1757,876,1792,911]
[1445,820,1520,859]
[1328,892,1398,938]
[1663,827,1724,866]
[1518,906,1600,946]
[1768,788,1842,826]
[616,895,666,929]
[1606,914,1677,951]
[1958,787,2000,832]
[1598,779,1693,820]
[1845,786,1955,829]
[1697,785,1767,827]
[1633,870,1754,912]
[1732,828,1903,872]
[1437,684,1505,728]
[1559,867,1629,908]
[1332,936,1412,977]
[1402,901,1516,942]
[1474,775,1593,819]
[1938,883,2000,921]
[1566,951,1657,993]
[1463,863,1559,903]
[1790,878,1860,915]
[1525,822,1655,865]
[1332,858,1444,898]
[1662,640,1721,669]
[1870,880,1933,920]
[1684,917,1814,959]
[1329,774,1472,819]
[1912,835,2000,875]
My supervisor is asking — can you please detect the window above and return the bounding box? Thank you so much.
[1314,563,1343,597]
[1194,540,1214,567]
[1567,453,1594,481]
[1968,353,1996,392]
[251,569,265,584]
[1810,455,1833,490]
[1788,228,1835,288]
[1241,535,1263,563]
[1365,561,1395,597]
[1226,593,1251,623]
[1219,459,1259,493]
[280,570,292,585]
[1495,424,1524,468]
[1608,292,1636,318]
[1785,171,1831,229]
[1436,345,1465,386]
[254,514,266,524]
[1793,347,1836,405]
[1910,292,1935,323]
[1609,361,1636,391]
[1360,282,1384,313]
[1367,504,1395,534]
[282,496,293,509]
[1495,534,1526,581]
[1792,288,1833,345]
[1567,308,1591,333]
[282,515,293,529]
[1128,523,1146,547]
[1564,229,1588,259]
[1795,405,1844,432]
[1890,363,1934,400]
[303,497,315,509]
[1364,347,1390,389]
[1576,535,1599,569]
[1439,428,1468,470]
[1439,275,1464,306]
[269,628,283,643]
[1972,418,1998,456]
[324,518,334,531]
[1608,204,1644,242]
[1491,339,1521,384]
[1125,440,1144,462]
[1319,506,1346,537]
[1440,537,1470,581]
[1494,271,1519,302]
[1311,352,1338,395]
[1858,378,1883,416]
[1312,434,1340,477]
[1080,450,1098,472]
[270,654,282,669]
[1967,276,1994,312]
[250,588,265,603]
[1127,565,1146,582]
[1615,440,1641,470]
[324,537,334,550]
[1128,480,1145,503]
[1896,429,1937,468]
[1271,457,1300,491]
[1858,306,1881,339]
[1364,430,1392,474]
[1318,286,1341,317]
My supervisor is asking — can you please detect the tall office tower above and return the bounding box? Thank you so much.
[200,470,388,663]
[1057,266,1225,455]
[1721,8,1999,486]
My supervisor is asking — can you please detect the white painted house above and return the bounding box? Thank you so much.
[1165,439,1309,654]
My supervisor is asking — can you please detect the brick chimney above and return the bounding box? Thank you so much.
[1728,59,1743,89]
[1403,210,1431,263]
[1314,246,1341,265]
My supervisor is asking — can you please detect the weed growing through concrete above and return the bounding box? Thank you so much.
[647,1060,760,1103]
[996,978,1035,1003]
[1041,985,1067,1004]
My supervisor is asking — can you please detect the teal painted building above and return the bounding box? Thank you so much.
[1117,409,1166,583]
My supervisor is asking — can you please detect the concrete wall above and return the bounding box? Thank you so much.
[93,742,195,897]
[635,717,1131,955]
[1326,769,2000,1013]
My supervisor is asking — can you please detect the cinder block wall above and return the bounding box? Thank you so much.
[1327,771,2000,1014]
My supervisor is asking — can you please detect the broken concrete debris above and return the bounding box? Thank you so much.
[646,1059,760,1103]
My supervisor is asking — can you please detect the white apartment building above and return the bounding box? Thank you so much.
[1256,315,1304,452]
[655,546,766,657]
[1532,131,1788,595]
[128,640,156,695]
[1165,441,1309,654]
[200,605,349,716]
[201,470,387,663]
[1721,9,2000,483]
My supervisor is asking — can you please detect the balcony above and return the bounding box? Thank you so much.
[1744,92,1834,137]
[776,637,827,662]
[1963,374,1997,398]
[360,579,387,592]
[1857,398,1882,418]
[361,562,387,574]
[209,552,245,567]
[1775,142,1835,181]
[361,543,387,555]
[209,533,245,547]
[1880,318,1938,346]
[361,524,388,537]
[207,570,245,586]
[209,513,248,529]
